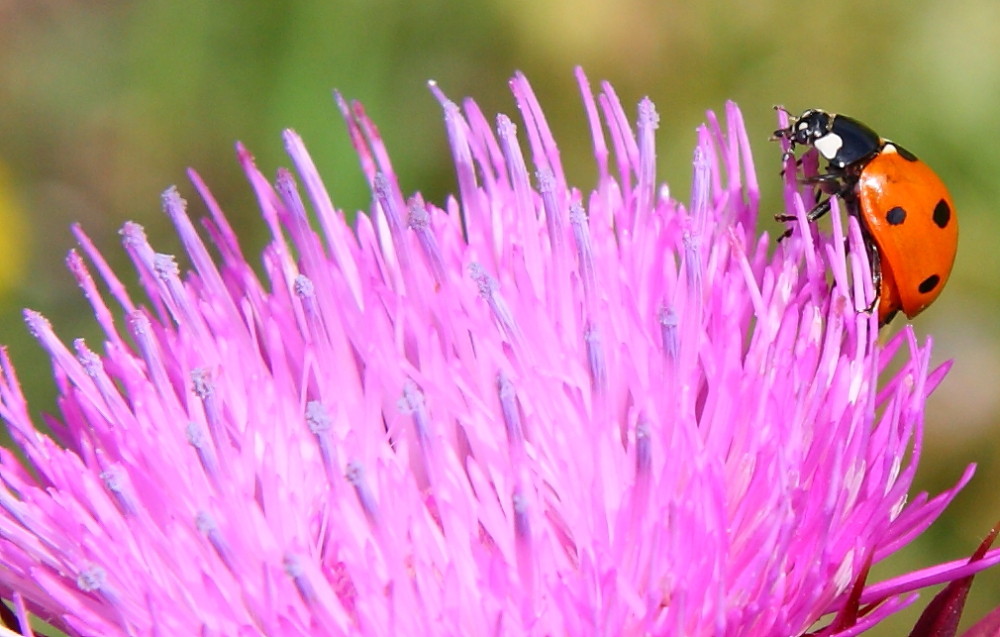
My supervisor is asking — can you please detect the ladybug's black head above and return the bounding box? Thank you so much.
[773,109,834,149]
[773,108,883,169]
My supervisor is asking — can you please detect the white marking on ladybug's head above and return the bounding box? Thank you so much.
[814,132,843,160]
[882,143,898,154]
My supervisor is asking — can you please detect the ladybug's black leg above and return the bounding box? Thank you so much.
[802,176,853,222]
[856,222,899,324]
[778,152,802,179]
[774,174,853,242]
[776,198,828,223]
[774,196,832,243]
[775,196,833,225]
[862,240,881,316]
[801,172,844,196]
[806,197,835,222]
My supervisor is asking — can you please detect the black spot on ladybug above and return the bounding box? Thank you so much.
[918,274,940,294]
[933,199,951,229]
[886,206,907,225]
[895,145,918,162]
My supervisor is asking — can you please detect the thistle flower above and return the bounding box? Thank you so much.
[0,69,996,636]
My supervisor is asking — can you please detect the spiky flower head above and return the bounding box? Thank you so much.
[0,69,994,636]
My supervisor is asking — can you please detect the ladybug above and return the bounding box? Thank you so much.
[773,108,958,326]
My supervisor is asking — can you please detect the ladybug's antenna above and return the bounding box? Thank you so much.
[770,105,796,141]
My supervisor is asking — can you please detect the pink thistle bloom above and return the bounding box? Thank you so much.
[0,69,996,636]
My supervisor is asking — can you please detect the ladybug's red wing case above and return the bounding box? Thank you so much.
[856,146,958,321]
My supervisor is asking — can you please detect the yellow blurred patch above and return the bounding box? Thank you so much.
[0,162,28,297]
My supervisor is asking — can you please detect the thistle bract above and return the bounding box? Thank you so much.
[0,70,993,636]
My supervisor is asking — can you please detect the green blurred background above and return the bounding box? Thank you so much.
[1,1,999,633]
